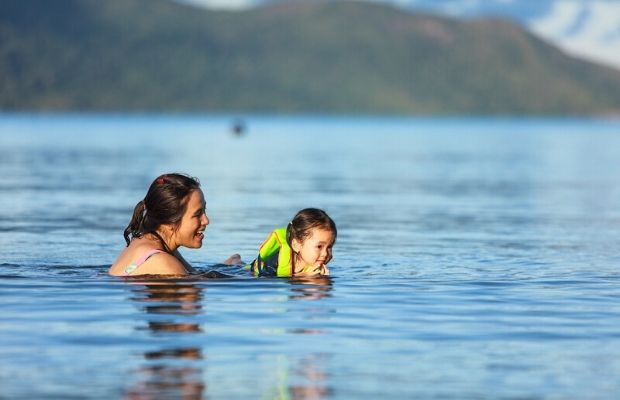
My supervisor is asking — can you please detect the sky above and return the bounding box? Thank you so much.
[174,0,620,71]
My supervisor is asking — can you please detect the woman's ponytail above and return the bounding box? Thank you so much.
[123,200,146,246]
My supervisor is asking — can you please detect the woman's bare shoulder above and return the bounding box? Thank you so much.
[109,240,187,276]
[140,251,188,275]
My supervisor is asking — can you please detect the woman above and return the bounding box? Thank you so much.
[109,173,239,276]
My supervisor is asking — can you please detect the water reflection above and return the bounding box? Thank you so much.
[288,276,333,301]
[125,282,205,400]
[272,354,332,400]
[280,278,334,399]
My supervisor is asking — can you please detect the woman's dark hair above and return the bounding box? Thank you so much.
[124,173,201,252]
[286,208,337,247]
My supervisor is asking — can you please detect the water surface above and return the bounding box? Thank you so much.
[1,114,620,399]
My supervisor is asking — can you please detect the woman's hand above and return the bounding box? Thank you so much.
[223,253,244,265]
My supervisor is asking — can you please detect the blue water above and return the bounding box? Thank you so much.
[1,113,620,399]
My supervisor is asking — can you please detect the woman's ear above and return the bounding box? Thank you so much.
[159,223,175,240]
[291,238,302,253]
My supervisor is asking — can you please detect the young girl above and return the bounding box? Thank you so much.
[109,173,240,277]
[250,208,337,277]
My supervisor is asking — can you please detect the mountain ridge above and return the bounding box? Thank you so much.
[1,0,620,114]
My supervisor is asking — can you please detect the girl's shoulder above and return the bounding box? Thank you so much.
[258,227,288,254]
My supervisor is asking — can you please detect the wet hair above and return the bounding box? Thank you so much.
[124,173,201,252]
[286,208,337,247]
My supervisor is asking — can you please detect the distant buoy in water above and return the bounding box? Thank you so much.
[231,119,246,136]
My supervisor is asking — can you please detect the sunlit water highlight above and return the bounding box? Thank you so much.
[1,114,620,399]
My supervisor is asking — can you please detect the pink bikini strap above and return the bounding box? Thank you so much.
[132,249,164,267]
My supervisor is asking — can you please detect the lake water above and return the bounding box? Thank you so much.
[1,113,620,399]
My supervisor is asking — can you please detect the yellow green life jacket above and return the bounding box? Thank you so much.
[251,228,293,277]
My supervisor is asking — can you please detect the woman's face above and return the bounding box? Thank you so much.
[172,189,209,249]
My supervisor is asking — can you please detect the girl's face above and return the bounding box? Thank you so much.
[171,189,209,249]
[291,228,335,275]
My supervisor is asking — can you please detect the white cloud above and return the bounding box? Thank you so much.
[530,0,620,70]
[529,1,582,35]
[175,0,255,10]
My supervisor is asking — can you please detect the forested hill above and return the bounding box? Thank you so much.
[2,0,620,115]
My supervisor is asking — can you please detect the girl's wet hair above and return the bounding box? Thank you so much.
[124,173,201,252]
[286,208,337,246]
